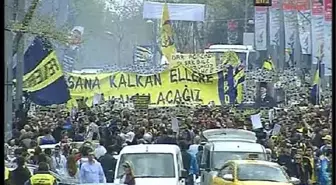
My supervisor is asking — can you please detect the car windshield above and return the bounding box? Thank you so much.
[212,152,266,169]
[117,153,175,178]
[237,164,289,182]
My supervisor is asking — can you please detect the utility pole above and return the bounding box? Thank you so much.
[5,0,13,141]
[278,0,285,71]
[153,20,158,65]
[15,0,25,110]
[244,0,249,32]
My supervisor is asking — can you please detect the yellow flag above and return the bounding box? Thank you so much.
[160,3,176,62]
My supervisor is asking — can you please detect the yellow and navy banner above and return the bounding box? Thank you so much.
[66,61,244,107]
[133,45,154,63]
[13,37,70,105]
[310,63,321,105]
[234,65,245,104]
[160,3,176,62]
[262,58,275,71]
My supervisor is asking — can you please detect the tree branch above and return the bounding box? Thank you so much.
[12,0,41,57]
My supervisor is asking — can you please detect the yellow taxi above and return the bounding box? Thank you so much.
[211,160,300,185]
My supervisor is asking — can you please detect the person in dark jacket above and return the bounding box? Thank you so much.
[99,145,118,182]
[156,129,177,145]
[292,154,311,185]
[277,145,295,177]
[255,85,276,107]
[52,121,64,143]
[10,156,32,185]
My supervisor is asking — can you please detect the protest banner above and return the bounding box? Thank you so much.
[66,64,241,107]
[171,53,217,74]
[171,51,240,75]
[132,95,151,109]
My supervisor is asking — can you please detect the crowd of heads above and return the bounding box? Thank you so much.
[5,60,332,185]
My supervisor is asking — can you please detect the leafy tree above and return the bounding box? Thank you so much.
[71,0,149,67]
[7,0,72,55]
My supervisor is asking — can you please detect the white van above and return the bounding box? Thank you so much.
[204,44,258,70]
[200,129,267,185]
[114,144,187,185]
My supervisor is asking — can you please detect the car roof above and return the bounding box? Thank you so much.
[228,160,281,167]
[120,144,180,154]
[210,141,264,152]
[203,129,257,141]
[39,144,60,149]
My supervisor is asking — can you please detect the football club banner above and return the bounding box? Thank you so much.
[283,0,298,63]
[269,0,281,46]
[254,7,267,50]
[323,0,332,75]
[297,0,311,54]
[311,0,324,64]
[133,45,154,63]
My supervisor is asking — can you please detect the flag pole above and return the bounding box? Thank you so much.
[317,61,320,105]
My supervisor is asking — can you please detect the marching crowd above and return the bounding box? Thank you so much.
[4,60,333,185]
[5,97,332,185]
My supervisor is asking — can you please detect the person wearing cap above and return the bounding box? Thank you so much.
[319,135,331,152]
[120,161,135,185]
[24,162,57,185]
[79,149,106,183]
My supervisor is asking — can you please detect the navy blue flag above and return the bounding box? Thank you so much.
[13,37,70,106]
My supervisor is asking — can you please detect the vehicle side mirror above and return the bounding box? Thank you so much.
[223,174,234,181]
[180,169,188,179]
[289,177,300,185]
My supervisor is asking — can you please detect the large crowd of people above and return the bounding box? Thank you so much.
[5,96,332,185]
[4,62,333,185]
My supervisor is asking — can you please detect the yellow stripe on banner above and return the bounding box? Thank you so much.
[236,83,243,104]
[22,51,63,92]
[234,69,244,86]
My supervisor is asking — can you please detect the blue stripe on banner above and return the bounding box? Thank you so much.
[227,66,236,104]
[218,71,225,105]
[28,76,70,106]
[237,76,245,84]
[13,37,51,78]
